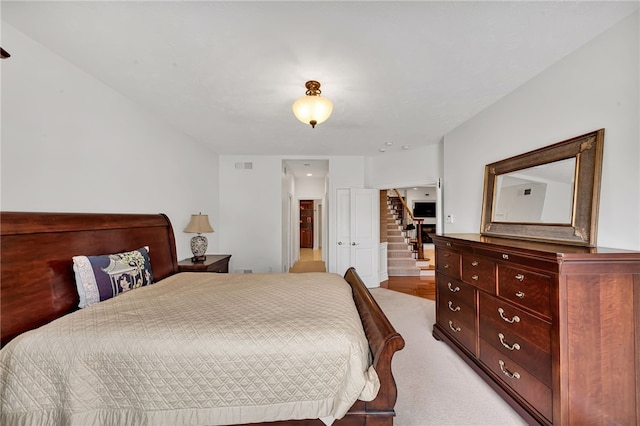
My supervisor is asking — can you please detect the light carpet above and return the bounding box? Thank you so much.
[369,288,527,426]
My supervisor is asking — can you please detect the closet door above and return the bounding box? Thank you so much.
[335,188,378,287]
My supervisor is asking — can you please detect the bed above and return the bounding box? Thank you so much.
[0,212,405,425]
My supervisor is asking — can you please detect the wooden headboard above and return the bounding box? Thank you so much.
[1,212,179,347]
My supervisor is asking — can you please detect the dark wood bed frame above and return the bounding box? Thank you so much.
[1,211,405,426]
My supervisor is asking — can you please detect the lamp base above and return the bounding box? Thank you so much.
[190,234,208,262]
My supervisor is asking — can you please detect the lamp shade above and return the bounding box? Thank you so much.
[183,214,214,234]
[292,95,333,128]
[292,80,333,128]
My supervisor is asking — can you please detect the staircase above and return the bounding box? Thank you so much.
[386,196,431,276]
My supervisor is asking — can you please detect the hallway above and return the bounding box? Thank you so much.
[289,249,326,272]
[299,248,322,261]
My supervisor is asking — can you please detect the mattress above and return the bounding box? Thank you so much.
[0,272,379,425]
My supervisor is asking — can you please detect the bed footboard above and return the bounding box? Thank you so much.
[341,267,405,425]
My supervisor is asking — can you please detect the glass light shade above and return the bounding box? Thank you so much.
[292,95,333,128]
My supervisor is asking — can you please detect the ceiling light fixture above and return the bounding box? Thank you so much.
[292,80,333,128]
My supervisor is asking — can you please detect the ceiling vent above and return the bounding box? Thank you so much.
[235,162,253,170]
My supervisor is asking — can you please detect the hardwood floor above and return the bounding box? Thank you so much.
[384,275,435,301]
[299,248,322,261]
[296,248,436,301]
[290,248,326,272]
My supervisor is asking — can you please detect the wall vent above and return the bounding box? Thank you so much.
[235,162,253,169]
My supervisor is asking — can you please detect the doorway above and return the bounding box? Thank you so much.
[292,199,326,272]
[299,200,314,248]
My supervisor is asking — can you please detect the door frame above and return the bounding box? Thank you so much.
[299,199,314,249]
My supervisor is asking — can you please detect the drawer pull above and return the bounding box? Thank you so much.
[443,253,450,258]
[471,261,479,267]
[447,282,460,292]
[498,333,521,351]
[502,254,509,260]
[498,308,520,323]
[498,360,521,380]
[447,301,461,312]
[472,275,479,281]
[515,274,525,281]
[515,291,525,299]
[443,264,450,269]
[446,242,452,247]
[448,321,461,332]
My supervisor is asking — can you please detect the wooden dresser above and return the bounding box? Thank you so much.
[431,233,640,425]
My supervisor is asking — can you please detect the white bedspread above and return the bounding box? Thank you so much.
[0,272,379,425]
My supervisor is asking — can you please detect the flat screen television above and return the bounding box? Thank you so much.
[413,201,436,218]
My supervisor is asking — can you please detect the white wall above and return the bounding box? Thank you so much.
[217,155,366,274]
[218,156,283,273]
[365,144,442,189]
[496,182,547,223]
[443,12,639,250]
[296,178,325,199]
[1,22,220,260]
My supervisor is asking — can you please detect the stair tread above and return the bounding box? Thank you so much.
[386,194,421,276]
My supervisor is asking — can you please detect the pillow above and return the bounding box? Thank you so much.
[72,246,154,308]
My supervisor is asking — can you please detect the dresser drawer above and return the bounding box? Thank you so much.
[461,254,496,293]
[479,293,551,386]
[437,276,476,353]
[437,280,475,328]
[479,292,551,352]
[474,247,557,274]
[438,306,476,354]
[437,276,475,310]
[436,249,461,279]
[497,264,551,319]
[480,339,552,422]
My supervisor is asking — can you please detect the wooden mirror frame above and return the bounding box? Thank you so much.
[480,129,604,246]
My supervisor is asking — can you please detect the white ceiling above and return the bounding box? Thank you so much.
[283,159,329,179]
[2,1,638,158]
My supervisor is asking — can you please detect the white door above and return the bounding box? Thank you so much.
[336,189,352,274]
[336,188,379,287]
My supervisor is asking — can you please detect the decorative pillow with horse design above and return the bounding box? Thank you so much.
[72,247,153,308]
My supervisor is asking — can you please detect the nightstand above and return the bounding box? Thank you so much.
[178,254,231,273]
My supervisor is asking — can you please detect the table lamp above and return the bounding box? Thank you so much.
[183,213,214,262]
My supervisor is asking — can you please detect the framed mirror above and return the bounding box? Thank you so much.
[480,129,604,246]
